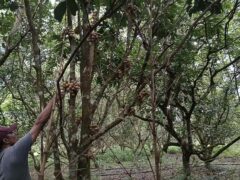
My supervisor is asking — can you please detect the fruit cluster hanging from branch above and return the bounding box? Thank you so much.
[62,81,80,94]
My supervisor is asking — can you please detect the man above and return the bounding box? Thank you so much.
[0,95,59,180]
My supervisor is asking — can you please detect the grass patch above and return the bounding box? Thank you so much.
[167,146,181,154]
[214,143,240,157]
[96,146,151,167]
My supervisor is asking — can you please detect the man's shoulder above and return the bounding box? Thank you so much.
[18,133,32,143]
[12,133,32,151]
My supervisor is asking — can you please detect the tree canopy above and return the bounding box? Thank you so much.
[0,0,239,179]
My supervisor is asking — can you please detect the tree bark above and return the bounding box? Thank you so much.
[77,38,94,180]
[77,3,95,179]
[53,139,65,180]
[66,6,78,180]
[182,149,191,180]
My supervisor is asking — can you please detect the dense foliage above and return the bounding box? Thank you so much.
[0,0,239,179]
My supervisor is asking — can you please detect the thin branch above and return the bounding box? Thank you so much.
[133,114,165,127]
[200,135,240,162]
[224,0,239,47]
[212,55,240,78]
[164,0,221,67]
[0,31,28,67]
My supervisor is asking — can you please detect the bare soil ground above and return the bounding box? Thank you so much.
[30,154,240,179]
[92,155,240,180]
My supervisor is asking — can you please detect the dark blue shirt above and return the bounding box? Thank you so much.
[0,133,32,180]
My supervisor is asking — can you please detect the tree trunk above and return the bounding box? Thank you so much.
[150,47,161,180]
[203,148,213,170]
[77,38,94,179]
[68,152,78,180]
[66,7,78,180]
[204,161,211,170]
[77,156,91,180]
[77,3,96,179]
[182,149,191,180]
[53,139,64,180]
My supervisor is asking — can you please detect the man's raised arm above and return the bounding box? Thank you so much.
[30,96,56,142]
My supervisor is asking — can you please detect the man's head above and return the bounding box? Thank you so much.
[0,124,18,148]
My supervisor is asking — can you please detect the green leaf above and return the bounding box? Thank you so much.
[0,0,5,6]
[0,0,7,10]
[54,0,67,22]
[67,0,78,16]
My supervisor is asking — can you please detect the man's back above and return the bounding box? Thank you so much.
[0,133,32,180]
